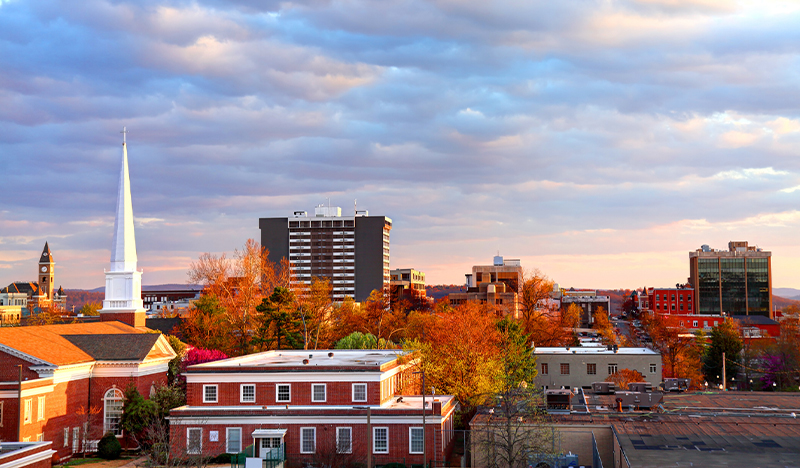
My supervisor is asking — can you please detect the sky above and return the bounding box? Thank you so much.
[2,0,800,290]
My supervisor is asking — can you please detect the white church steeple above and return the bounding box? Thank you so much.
[101,127,146,327]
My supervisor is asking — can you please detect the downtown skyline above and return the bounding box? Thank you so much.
[3,0,800,290]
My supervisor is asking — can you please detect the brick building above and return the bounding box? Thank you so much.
[169,350,458,467]
[0,322,175,460]
[647,287,694,315]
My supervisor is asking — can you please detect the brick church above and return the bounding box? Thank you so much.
[0,131,175,461]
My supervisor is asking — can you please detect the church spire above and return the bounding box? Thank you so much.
[101,128,146,328]
[110,127,138,272]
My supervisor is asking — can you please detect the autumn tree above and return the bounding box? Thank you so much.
[592,306,620,346]
[406,302,501,406]
[296,277,334,349]
[185,239,290,355]
[180,295,229,353]
[703,318,742,385]
[641,312,701,381]
[518,269,554,331]
[606,368,645,389]
[78,302,101,316]
[761,318,800,390]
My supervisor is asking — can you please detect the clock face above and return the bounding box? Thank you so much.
[41,266,47,273]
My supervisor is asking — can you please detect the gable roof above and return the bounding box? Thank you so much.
[62,334,162,361]
[0,322,153,366]
[1,282,39,295]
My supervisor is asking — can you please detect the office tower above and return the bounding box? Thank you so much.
[689,241,772,318]
[259,205,391,301]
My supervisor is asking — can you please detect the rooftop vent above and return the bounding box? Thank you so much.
[302,359,309,365]
[328,352,334,358]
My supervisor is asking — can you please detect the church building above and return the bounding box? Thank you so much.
[0,131,173,460]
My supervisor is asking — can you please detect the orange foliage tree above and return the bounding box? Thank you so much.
[185,239,290,355]
[605,368,645,389]
[641,312,703,383]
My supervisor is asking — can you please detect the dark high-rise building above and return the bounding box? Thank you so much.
[689,241,772,318]
[259,205,391,301]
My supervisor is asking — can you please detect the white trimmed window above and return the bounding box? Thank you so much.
[409,427,424,454]
[203,385,218,403]
[300,427,316,453]
[240,384,256,403]
[336,427,352,454]
[36,433,44,442]
[37,396,45,421]
[650,364,657,373]
[23,399,32,424]
[373,427,389,454]
[187,428,202,454]
[352,383,367,402]
[226,428,242,453]
[63,428,69,447]
[104,389,124,436]
[312,384,326,402]
[276,384,291,402]
[72,427,79,452]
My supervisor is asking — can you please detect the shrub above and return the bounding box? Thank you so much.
[97,432,122,460]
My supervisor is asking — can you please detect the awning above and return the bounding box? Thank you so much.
[252,429,288,438]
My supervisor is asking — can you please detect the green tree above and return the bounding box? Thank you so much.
[166,335,187,385]
[78,302,101,316]
[252,287,303,350]
[703,318,742,386]
[495,318,536,391]
[334,331,390,349]
[121,385,158,445]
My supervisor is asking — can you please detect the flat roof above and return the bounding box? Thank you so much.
[534,347,659,355]
[188,349,409,369]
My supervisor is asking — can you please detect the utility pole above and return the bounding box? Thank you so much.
[722,352,726,391]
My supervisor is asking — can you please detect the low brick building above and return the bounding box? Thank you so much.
[169,349,458,467]
[0,322,175,461]
[0,442,55,468]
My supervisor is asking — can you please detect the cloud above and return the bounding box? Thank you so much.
[3,0,800,290]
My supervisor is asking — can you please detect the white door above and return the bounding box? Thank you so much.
[259,437,281,458]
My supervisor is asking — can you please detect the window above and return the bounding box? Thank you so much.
[688,302,692,310]
[36,433,44,442]
[312,384,326,402]
[64,428,69,447]
[301,427,316,453]
[693,321,698,327]
[337,427,352,454]
[679,294,683,301]
[72,427,79,452]
[373,427,389,453]
[240,384,256,403]
[560,363,570,375]
[203,385,218,403]
[37,396,45,421]
[655,294,660,301]
[352,383,367,402]
[409,427,424,454]
[608,364,618,374]
[587,363,596,375]
[680,303,684,311]
[704,321,708,328]
[104,388,124,435]
[680,321,684,327]
[23,399,32,424]
[671,294,676,301]
[650,364,657,373]
[656,303,660,310]
[541,363,548,375]
[226,428,242,453]
[187,428,202,454]
[277,384,291,402]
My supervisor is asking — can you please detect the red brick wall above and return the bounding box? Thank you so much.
[0,353,40,381]
[187,381,380,406]
[169,419,455,465]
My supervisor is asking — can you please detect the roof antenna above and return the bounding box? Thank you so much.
[354,199,357,215]
[120,126,128,145]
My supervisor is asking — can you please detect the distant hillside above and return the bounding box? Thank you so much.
[774,287,800,300]
[80,284,202,293]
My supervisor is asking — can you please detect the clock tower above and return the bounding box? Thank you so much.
[38,242,55,301]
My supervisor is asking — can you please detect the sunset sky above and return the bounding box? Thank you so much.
[3,0,800,290]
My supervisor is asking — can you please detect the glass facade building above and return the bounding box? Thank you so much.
[690,242,772,317]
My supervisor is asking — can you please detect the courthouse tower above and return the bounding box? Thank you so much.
[100,128,146,327]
